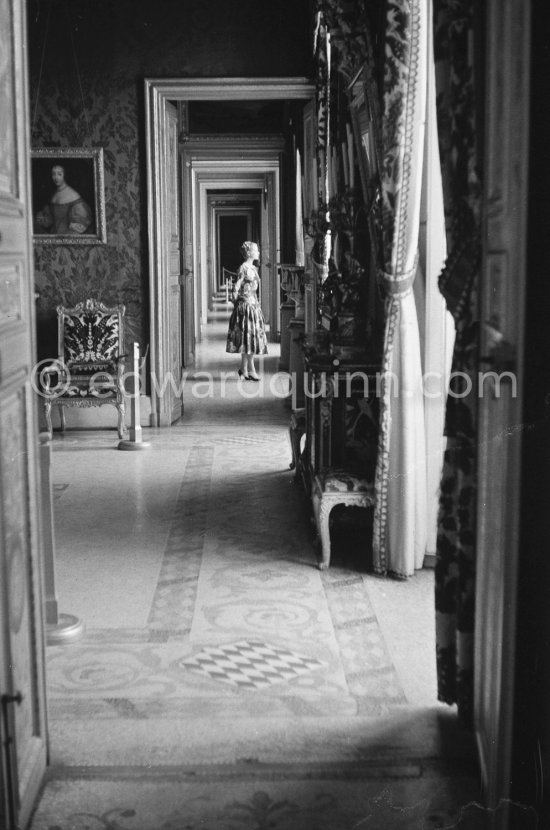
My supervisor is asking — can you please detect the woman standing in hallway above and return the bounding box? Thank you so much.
[226,241,268,380]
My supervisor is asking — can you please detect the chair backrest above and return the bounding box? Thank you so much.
[57,298,125,373]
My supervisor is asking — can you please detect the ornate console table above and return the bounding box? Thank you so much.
[295,356,379,569]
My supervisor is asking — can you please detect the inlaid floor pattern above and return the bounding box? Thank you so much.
[33,307,479,827]
[180,640,325,690]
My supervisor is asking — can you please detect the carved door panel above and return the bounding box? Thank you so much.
[474,0,530,818]
[0,0,48,827]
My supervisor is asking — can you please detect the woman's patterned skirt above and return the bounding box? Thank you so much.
[226,298,268,354]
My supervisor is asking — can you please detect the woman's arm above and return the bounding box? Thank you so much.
[231,270,244,302]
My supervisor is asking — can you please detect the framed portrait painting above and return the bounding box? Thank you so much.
[31,147,106,244]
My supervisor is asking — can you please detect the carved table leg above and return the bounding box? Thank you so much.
[289,411,305,480]
[317,498,334,570]
[312,483,334,570]
[289,427,304,478]
[44,400,53,438]
[117,399,126,440]
[288,426,297,470]
[59,404,66,433]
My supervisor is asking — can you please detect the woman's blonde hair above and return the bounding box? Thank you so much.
[240,241,258,259]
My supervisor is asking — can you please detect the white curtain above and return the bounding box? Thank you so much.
[419,6,455,556]
[373,0,429,578]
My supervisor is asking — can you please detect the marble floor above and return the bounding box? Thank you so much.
[32,300,480,828]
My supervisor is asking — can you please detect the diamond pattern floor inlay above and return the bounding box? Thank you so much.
[180,640,325,690]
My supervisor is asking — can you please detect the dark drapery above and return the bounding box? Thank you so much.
[433,0,483,728]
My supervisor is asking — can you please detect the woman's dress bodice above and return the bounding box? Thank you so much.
[233,264,260,304]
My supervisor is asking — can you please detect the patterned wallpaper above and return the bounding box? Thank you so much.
[29,0,311,359]
[32,81,143,354]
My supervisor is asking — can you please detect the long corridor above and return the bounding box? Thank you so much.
[31,302,479,828]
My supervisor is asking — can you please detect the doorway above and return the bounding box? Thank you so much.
[187,155,281,348]
[144,78,315,427]
[208,195,259,308]
[218,215,249,280]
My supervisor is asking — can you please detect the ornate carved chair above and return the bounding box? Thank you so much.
[43,299,127,439]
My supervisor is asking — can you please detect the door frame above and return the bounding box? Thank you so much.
[190,161,281,338]
[214,206,255,296]
[1,0,49,825]
[474,0,531,820]
[144,78,314,426]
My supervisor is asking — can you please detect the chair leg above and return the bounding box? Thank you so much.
[44,400,53,438]
[59,405,66,432]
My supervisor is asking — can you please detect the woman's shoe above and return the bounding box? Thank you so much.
[247,372,260,382]
[238,369,249,380]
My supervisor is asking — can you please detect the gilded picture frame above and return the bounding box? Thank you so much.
[31,147,106,245]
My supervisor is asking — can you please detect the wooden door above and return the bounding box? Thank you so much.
[0,0,48,826]
[474,0,530,820]
[207,200,214,306]
[165,102,184,423]
[181,146,195,368]
[259,173,278,338]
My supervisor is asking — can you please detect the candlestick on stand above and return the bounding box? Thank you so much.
[118,342,151,451]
